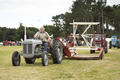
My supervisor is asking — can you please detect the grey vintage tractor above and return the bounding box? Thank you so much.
[12,39,63,66]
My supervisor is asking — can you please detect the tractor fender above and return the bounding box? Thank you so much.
[50,39,54,48]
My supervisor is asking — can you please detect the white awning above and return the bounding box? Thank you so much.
[70,22,99,25]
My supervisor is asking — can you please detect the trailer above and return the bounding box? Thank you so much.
[55,22,105,59]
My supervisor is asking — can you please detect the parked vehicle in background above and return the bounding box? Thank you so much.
[3,41,8,46]
[109,36,120,49]
[91,33,108,54]
[8,41,15,46]
[0,42,3,45]
[16,41,21,46]
[2,41,21,46]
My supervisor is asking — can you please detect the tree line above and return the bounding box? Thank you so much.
[51,0,120,38]
[0,23,61,42]
[0,23,39,42]
[0,0,120,42]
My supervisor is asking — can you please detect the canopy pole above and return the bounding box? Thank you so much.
[24,24,27,41]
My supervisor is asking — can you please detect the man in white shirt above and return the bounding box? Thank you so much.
[34,27,50,51]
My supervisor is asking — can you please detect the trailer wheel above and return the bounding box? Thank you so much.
[90,50,93,54]
[101,51,103,59]
[12,51,21,66]
[51,40,63,64]
[101,50,105,60]
[25,58,36,64]
[105,47,108,53]
[42,51,48,66]
[90,50,95,53]
[109,42,111,49]
[117,41,120,49]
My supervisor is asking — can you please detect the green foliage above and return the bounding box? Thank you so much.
[15,23,39,40]
[15,23,25,40]
[0,27,8,41]
[0,30,4,41]
[4,29,16,41]
[44,25,62,38]
[26,27,38,39]
[0,23,39,41]
[104,4,120,37]
[52,0,120,38]
[52,0,107,35]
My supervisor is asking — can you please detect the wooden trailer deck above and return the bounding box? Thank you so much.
[71,48,104,59]
[73,54,99,58]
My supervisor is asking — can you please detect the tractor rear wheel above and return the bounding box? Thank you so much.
[25,58,36,64]
[12,51,21,66]
[51,40,63,64]
[42,51,49,66]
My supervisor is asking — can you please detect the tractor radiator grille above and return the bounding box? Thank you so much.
[23,44,26,54]
[28,44,32,54]
[112,41,115,45]
[23,44,32,54]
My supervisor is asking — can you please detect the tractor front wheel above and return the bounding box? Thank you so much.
[12,51,21,66]
[42,51,48,66]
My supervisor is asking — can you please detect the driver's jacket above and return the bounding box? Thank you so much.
[35,31,50,42]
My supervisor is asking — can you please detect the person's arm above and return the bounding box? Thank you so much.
[46,37,50,42]
[34,34,37,39]
[34,32,38,39]
[71,33,73,36]
[76,33,79,36]
[45,32,51,42]
[76,29,79,36]
[71,29,73,36]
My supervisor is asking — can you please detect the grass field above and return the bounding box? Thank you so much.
[0,46,120,80]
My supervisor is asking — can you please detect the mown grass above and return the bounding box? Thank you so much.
[0,46,120,80]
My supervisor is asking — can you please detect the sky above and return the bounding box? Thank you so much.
[0,0,120,29]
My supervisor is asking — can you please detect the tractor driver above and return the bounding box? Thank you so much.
[34,27,50,51]
[71,25,79,45]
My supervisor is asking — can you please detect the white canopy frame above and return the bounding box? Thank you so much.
[69,22,99,50]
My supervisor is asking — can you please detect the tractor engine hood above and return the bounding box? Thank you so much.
[23,39,42,44]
